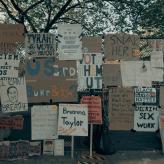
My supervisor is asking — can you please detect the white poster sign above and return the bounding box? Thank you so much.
[0,77,28,113]
[151,51,163,68]
[58,104,88,136]
[78,53,102,90]
[43,140,54,155]
[31,105,58,140]
[25,33,56,57]
[134,105,159,131]
[58,24,82,60]
[151,67,163,82]
[54,139,64,156]
[0,54,20,78]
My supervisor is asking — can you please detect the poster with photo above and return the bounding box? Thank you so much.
[43,140,54,155]
[29,141,41,156]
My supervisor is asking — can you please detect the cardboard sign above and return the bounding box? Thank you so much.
[54,139,64,156]
[31,105,58,140]
[151,51,163,68]
[43,140,54,155]
[25,33,56,57]
[0,54,20,78]
[134,105,159,132]
[23,58,77,103]
[81,96,102,124]
[103,63,122,86]
[58,24,82,60]
[104,33,140,60]
[109,87,134,130]
[82,36,102,53]
[134,87,156,104]
[58,104,88,136]
[0,115,24,129]
[78,53,102,90]
[29,141,41,156]
[0,77,28,113]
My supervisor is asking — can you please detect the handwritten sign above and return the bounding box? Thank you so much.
[58,24,82,60]
[109,87,134,130]
[25,33,56,57]
[78,53,102,90]
[81,96,102,124]
[134,105,159,131]
[43,140,54,155]
[104,33,140,60]
[23,58,77,103]
[54,139,64,156]
[58,104,88,136]
[0,77,28,113]
[29,141,41,156]
[134,87,156,104]
[31,105,58,140]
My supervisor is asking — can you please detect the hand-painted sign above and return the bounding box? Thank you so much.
[58,24,82,60]
[81,96,102,124]
[78,53,102,90]
[134,105,159,131]
[31,105,58,140]
[58,104,88,136]
[25,33,56,57]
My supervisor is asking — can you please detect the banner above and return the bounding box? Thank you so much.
[109,87,134,130]
[25,33,56,57]
[31,105,58,140]
[81,96,102,124]
[134,87,156,104]
[54,139,64,156]
[0,77,28,113]
[134,105,159,131]
[104,33,140,60]
[23,58,77,103]
[58,24,82,60]
[78,53,102,90]
[29,141,41,156]
[58,104,88,136]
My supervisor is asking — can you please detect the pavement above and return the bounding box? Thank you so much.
[0,150,164,164]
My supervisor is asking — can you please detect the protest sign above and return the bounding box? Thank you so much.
[24,58,77,103]
[0,77,28,113]
[25,33,56,57]
[29,141,41,156]
[134,87,156,104]
[58,24,82,60]
[104,33,140,60]
[43,140,54,155]
[54,139,64,156]
[81,96,102,124]
[82,36,102,53]
[151,51,163,68]
[109,87,134,130]
[0,24,24,53]
[78,53,102,90]
[0,54,20,78]
[58,104,88,136]
[134,105,159,131]
[103,63,122,86]
[147,39,164,53]
[31,105,58,140]
[0,141,9,160]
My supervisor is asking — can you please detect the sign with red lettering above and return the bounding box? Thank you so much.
[81,96,102,124]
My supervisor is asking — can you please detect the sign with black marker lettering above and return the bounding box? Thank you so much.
[58,104,88,136]
[0,77,28,113]
[134,105,159,131]
[25,33,56,57]
[78,53,102,90]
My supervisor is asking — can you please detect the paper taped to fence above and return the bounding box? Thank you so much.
[54,139,64,156]
[151,51,163,68]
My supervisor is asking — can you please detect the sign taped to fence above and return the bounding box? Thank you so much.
[151,51,163,68]
[0,141,10,160]
[81,96,102,124]
[0,54,20,78]
[82,36,102,53]
[104,33,140,60]
[134,87,156,104]
[29,141,41,156]
[109,87,134,130]
[25,33,56,57]
[31,105,58,140]
[134,105,159,131]
[103,63,122,86]
[24,58,77,103]
[43,140,54,155]
[58,104,88,136]
[0,77,28,113]
[54,139,64,156]
[78,53,102,90]
[58,24,82,60]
